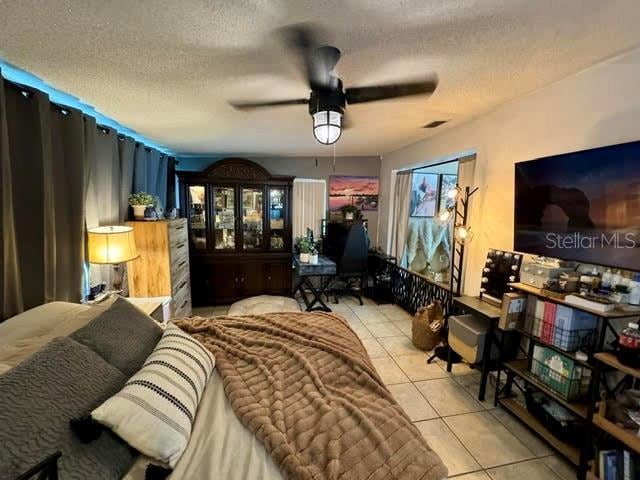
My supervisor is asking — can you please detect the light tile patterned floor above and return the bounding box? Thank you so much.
[192,299,577,479]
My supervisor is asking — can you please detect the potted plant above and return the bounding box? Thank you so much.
[296,237,314,263]
[129,192,156,220]
[340,204,362,221]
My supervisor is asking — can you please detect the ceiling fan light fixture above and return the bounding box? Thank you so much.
[312,110,342,145]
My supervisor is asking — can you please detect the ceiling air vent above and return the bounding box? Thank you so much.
[423,120,448,129]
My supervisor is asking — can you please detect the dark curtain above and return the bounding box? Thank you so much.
[133,144,149,194]
[166,157,177,211]
[0,68,169,319]
[118,135,135,222]
[133,144,169,210]
[4,82,48,312]
[0,75,22,318]
[47,104,89,302]
[0,75,91,317]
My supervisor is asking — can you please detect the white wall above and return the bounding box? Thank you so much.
[380,46,640,295]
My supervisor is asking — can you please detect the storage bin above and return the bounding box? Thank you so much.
[520,262,575,289]
[448,314,499,364]
[551,305,597,352]
[530,346,590,400]
[524,386,585,445]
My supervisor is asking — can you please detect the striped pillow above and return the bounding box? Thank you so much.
[92,323,215,467]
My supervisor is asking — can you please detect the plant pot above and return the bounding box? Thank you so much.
[132,204,147,220]
[345,212,354,220]
[300,253,310,263]
[310,254,319,264]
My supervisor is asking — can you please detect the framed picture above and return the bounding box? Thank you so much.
[329,175,379,212]
[438,174,458,212]
[410,173,439,217]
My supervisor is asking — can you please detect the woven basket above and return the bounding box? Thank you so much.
[412,301,444,351]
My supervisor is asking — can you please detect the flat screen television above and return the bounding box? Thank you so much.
[514,140,640,271]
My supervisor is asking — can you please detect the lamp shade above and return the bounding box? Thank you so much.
[87,226,139,264]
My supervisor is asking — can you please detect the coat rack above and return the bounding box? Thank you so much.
[428,185,479,363]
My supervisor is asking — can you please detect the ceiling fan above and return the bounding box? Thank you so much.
[229,24,439,145]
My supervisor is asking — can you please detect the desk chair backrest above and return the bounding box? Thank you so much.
[338,223,369,276]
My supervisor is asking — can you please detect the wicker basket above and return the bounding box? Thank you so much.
[412,301,444,351]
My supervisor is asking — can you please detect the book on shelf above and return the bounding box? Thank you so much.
[599,449,640,480]
[541,301,558,343]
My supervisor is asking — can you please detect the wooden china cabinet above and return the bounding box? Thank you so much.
[178,158,294,305]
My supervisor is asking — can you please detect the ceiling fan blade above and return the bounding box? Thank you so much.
[341,111,353,130]
[279,23,339,91]
[345,77,438,104]
[229,98,309,111]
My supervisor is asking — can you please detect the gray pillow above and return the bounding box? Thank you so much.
[71,296,162,376]
[0,336,135,480]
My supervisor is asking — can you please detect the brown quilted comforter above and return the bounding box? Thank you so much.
[175,312,447,480]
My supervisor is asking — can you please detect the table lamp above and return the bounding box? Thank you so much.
[87,226,139,293]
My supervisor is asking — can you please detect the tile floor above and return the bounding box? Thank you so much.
[192,299,578,479]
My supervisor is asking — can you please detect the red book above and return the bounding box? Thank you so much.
[540,302,557,343]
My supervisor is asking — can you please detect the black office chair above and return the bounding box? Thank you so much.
[330,223,369,305]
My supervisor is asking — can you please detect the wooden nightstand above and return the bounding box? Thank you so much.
[126,296,172,325]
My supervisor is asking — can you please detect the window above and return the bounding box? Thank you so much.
[405,160,459,284]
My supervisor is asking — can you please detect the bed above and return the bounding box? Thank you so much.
[0,298,447,480]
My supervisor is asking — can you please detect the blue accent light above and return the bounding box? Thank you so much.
[0,59,173,155]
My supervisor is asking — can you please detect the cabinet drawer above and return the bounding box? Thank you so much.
[172,272,190,298]
[168,220,188,248]
[171,255,189,282]
[170,239,189,265]
[173,296,191,318]
[172,281,191,317]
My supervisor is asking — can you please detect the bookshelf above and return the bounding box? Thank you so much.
[592,414,640,454]
[594,352,640,379]
[496,282,640,480]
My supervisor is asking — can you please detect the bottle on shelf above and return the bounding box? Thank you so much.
[617,322,640,368]
[601,269,613,291]
[629,273,640,306]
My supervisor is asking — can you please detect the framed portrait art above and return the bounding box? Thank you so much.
[438,174,458,212]
[409,173,439,217]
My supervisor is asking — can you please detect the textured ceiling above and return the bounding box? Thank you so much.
[1,0,640,156]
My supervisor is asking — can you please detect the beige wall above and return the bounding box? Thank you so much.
[178,155,382,245]
[380,47,640,295]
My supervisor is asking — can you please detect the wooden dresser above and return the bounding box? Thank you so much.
[126,219,192,317]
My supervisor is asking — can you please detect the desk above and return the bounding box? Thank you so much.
[451,295,502,401]
[293,255,337,312]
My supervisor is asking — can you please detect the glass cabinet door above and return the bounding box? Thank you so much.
[242,187,263,250]
[213,187,236,250]
[268,187,286,250]
[188,185,207,251]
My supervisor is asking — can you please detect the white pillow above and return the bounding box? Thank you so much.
[92,323,215,467]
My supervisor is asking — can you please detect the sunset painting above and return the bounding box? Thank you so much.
[329,175,379,211]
